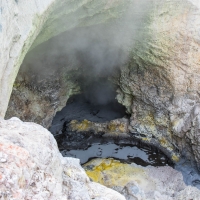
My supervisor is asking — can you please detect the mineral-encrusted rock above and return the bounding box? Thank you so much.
[2,0,200,172]
[5,61,81,128]
[0,118,125,200]
[84,158,200,200]
[115,0,200,167]
[69,118,129,138]
[1,117,200,199]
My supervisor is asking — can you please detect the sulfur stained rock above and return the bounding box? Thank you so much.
[84,158,152,189]
[84,158,200,200]
[69,118,129,138]
[114,0,200,168]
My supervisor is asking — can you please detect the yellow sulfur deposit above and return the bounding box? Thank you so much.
[84,158,156,191]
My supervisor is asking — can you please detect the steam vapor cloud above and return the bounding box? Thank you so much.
[21,0,151,105]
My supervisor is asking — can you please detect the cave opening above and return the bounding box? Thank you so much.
[49,77,127,134]
[49,77,173,167]
[6,24,173,168]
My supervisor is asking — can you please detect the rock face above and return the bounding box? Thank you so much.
[2,0,200,188]
[115,0,200,167]
[84,158,200,200]
[69,118,129,137]
[0,118,125,200]
[4,0,200,167]
[5,56,80,128]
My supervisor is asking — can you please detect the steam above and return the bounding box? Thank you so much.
[21,0,152,105]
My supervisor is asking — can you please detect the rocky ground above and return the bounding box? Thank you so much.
[0,118,125,200]
[0,117,200,200]
[84,158,200,200]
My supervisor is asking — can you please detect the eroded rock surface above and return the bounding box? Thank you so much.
[84,158,200,200]
[115,0,200,167]
[0,118,125,200]
[5,59,80,128]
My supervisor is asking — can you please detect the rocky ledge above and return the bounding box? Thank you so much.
[0,118,124,200]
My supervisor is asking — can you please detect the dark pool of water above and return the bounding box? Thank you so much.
[61,141,172,166]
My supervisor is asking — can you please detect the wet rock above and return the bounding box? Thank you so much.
[84,158,200,200]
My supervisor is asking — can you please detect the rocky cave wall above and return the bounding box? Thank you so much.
[2,0,200,168]
[116,1,200,166]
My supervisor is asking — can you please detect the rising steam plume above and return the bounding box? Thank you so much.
[21,0,152,105]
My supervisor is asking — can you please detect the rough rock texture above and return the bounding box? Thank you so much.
[0,118,200,199]
[115,0,200,166]
[5,58,80,128]
[0,0,126,118]
[0,118,125,200]
[69,118,129,137]
[84,158,200,200]
[2,0,200,174]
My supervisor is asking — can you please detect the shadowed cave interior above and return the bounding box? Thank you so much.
[49,80,173,167]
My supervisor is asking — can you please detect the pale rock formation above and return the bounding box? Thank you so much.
[84,158,200,200]
[0,118,125,200]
